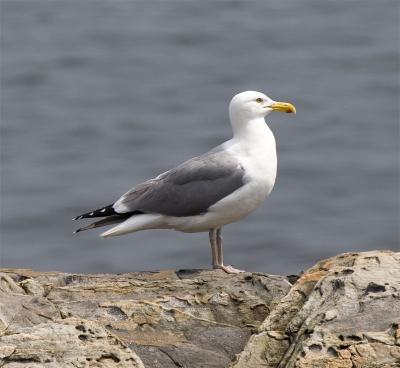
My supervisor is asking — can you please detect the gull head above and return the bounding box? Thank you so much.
[229,91,296,121]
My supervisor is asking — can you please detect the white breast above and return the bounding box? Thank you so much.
[210,122,277,218]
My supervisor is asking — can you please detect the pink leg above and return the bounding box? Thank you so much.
[209,228,245,274]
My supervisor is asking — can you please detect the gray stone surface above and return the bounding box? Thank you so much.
[1,250,399,367]
[0,268,290,367]
[232,250,400,368]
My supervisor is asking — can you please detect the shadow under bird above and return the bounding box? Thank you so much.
[73,91,296,273]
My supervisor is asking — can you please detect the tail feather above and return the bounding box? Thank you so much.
[100,214,165,238]
[73,215,128,234]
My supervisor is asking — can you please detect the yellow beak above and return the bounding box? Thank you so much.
[269,101,296,114]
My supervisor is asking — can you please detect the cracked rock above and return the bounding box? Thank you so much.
[0,268,290,367]
[1,250,398,367]
[231,250,400,368]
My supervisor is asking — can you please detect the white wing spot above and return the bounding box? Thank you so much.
[101,208,106,212]
[89,212,94,216]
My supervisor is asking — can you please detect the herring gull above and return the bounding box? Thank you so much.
[73,91,296,273]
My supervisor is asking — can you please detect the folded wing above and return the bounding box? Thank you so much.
[113,149,245,217]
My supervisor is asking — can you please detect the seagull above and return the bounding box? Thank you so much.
[73,91,296,273]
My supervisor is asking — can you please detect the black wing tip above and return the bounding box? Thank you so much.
[73,229,81,234]
[73,205,117,221]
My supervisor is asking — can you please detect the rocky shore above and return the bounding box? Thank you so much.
[0,250,399,367]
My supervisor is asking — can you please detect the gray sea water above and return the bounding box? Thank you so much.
[1,1,399,275]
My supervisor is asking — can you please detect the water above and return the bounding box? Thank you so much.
[1,1,399,275]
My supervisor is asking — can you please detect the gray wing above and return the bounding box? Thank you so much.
[113,150,245,217]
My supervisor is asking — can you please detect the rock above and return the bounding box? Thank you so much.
[0,250,398,368]
[0,268,290,367]
[231,250,400,368]
[0,318,144,368]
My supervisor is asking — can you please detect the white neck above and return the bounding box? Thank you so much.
[226,114,277,201]
[230,116,273,144]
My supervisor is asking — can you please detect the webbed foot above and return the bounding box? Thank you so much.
[213,264,245,274]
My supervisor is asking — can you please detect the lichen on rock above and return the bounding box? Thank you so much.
[231,250,400,368]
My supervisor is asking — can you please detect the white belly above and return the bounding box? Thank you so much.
[165,180,274,233]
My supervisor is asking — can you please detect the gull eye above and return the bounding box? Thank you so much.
[256,97,263,103]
